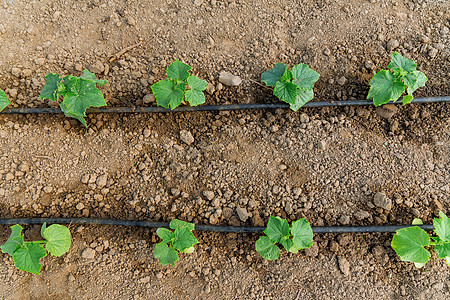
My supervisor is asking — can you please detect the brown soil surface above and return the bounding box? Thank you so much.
[0,0,449,299]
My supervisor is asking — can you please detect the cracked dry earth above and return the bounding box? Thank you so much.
[0,0,449,299]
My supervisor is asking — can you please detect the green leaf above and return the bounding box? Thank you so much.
[169,219,195,231]
[154,242,178,266]
[167,60,191,81]
[255,236,280,260]
[403,73,417,90]
[261,63,288,87]
[435,242,450,260]
[59,78,107,126]
[391,226,431,264]
[273,81,298,105]
[151,79,184,109]
[172,227,198,252]
[42,224,71,257]
[290,89,314,111]
[433,212,449,242]
[264,216,290,243]
[406,71,427,96]
[367,70,406,106]
[280,237,294,253]
[0,89,11,112]
[182,246,195,254]
[60,102,87,127]
[40,73,62,102]
[81,70,108,86]
[291,63,320,90]
[411,218,423,225]
[40,222,47,238]
[156,228,175,243]
[1,225,24,256]
[187,76,208,91]
[402,95,413,105]
[13,243,47,274]
[388,52,417,73]
[280,68,293,82]
[185,76,208,106]
[291,218,314,250]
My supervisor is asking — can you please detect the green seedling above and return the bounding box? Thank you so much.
[261,63,320,111]
[391,211,449,268]
[1,223,72,274]
[154,219,199,266]
[151,60,208,109]
[256,216,313,260]
[367,52,427,106]
[0,89,11,112]
[40,70,108,127]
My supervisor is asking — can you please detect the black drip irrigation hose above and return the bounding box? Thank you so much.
[0,218,435,233]
[1,96,449,114]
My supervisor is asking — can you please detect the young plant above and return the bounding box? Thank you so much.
[0,89,11,112]
[367,52,427,106]
[391,211,449,268]
[151,60,208,110]
[39,70,108,127]
[154,219,199,266]
[1,223,72,274]
[261,63,320,111]
[256,216,313,260]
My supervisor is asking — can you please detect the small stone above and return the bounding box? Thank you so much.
[143,94,155,104]
[323,48,331,56]
[156,272,163,279]
[354,210,371,220]
[81,174,90,184]
[22,69,32,77]
[318,140,327,151]
[43,186,53,193]
[18,164,29,172]
[300,113,310,123]
[252,211,264,227]
[171,188,180,196]
[206,83,215,95]
[76,203,85,210]
[203,191,215,200]
[143,128,151,138]
[338,256,351,276]
[419,35,431,44]
[204,283,211,294]
[74,63,83,72]
[330,241,339,252]
[194,0,204,6]
[428,48,438,58]
[337,76,347,85]
[376,104,398,119]
[386,39,400,51]
[338,215,351,225]
[11,67,21,77]
[7,88,18,98]
[219,71,242,86]
[285,202,292,213]
[292,187,302,196]
[81,248,96,260]
[89,61,104,74]
[96,175,108,188]
[34,58,46,65]
[5,173,14,180]
[127,17,136,26]
[236,207,249,222]
[180,130,194,145]
[373,192,392,211]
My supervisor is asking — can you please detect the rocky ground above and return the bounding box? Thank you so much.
[0,0,449,299]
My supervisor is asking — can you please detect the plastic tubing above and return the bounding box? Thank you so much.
[1,96,449,114]
[0,218,435,233]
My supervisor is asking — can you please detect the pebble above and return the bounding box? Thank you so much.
[180,130,195,145]
[43,186,53,193]
[338,215,350,225]
[373,192,392,211]
[34,58,46,65]
[386,39,399,51]
[89,61,105,74]
[76,203,85,210]
[337,76,347,85]
[127,17,136,26]
[203,191,215,201]
[81,247,96,259]
[304,242,319,257]
[375,104,398,119]
[338,256,351,276]
[219,71,242,86]
[428,48,438,58]
[143,128,151,138]
[206,83,215,95]
[143,94,155,104]
[11,67,21,77]
[236,207,249,222]
[252,212,264,227]
[5,173,14,180]
[354,210,371,220]
[81,174,90,184]
[318,140,327,151]
[300,113,310,123]
[22,69,32,77]
[96,174,108,188]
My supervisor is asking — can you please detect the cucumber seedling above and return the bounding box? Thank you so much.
[256,216,314,260]
[0,89,11,112]
[1,223,72,274]
[154,219,199,266]
[151,60,208,109]
[391,211,449,268]
[40,70,108,127]
[367,52,427,106]
[261,63,320,111]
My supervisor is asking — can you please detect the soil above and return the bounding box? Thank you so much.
[0,0,449,299]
